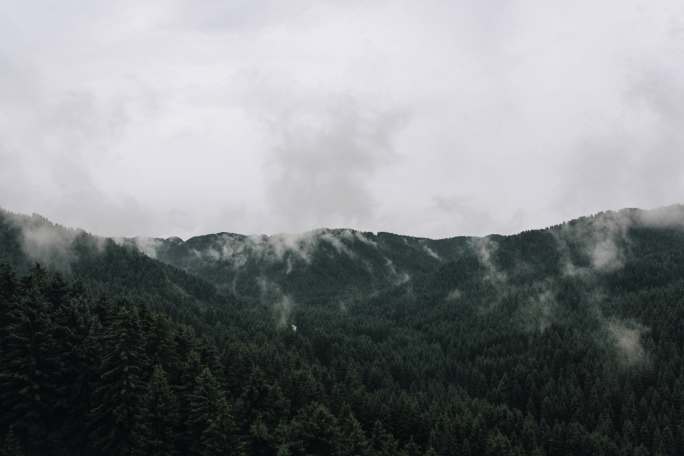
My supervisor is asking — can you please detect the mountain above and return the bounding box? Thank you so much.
[0,209,227,321]
[146,228,469,303]
[3,205,684,455]
[137,205,684,312]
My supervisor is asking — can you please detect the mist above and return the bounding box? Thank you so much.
[1,0,683,238]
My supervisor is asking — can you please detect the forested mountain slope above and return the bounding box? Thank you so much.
[2,205,684,455]
[145,228,470,304]
[143,205,684,321]
[0,210,227,320]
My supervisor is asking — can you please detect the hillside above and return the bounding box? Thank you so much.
[145,228,469,304]
[2,206,684,455]
[0,209,228,321]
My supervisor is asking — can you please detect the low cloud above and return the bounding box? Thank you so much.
[421,242,441,261]
[382,258,410,286]
[552,205,684,278]
[471,237,507,287]
[131,237,164,259]
[257,92,409,232]
[446,288,462,301]
[3,211,77,271]
[607,319,648,367]
[3,1,684,238]
[519,285,559,334]
[182,229,377,275]
[585,213,631,273]
[636,204,684,228]
[258,277,295,330]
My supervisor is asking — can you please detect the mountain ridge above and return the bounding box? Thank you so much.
[3,204,684,454]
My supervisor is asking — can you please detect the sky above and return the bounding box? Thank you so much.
[1,0,684,239]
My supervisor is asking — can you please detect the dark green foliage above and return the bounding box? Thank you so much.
[287,402,341,455]
[0,267,60,454]
[2,207,684,455]
[89,306,148,455]
[0,428,25,456]
[134,365,179,456]
[188,368,238,456]
[337,405,370,456]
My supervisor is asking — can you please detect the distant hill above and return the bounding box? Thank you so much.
[0,209,226,319]
[129,205,684,311]
[6,204,684,317]
[3,205,684,455]
[146,228,468,304]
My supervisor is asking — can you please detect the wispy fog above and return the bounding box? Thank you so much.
[1,1,683,237]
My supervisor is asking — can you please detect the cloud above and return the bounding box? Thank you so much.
[432,196,500,237]
[471,237,507,287]
[258,277,295,329]
[550,210,633,277]
[550,206,684,278]
[555,52,684,220]
[130,237,164,259]
[2,0,684,238]
[586,213,632,273]
[13,214,79,271]
[421,242,441,260]
[383,258,410,286]
[169,228,377,278]
[253,90,408,231]
[607,319,648,367]
[519,284,558,334]
[1,211,106,272]
[446,289,462,301]
[636,204,684,228]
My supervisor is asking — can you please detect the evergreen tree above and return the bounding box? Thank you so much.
[134,365,179,456]
[289,402,341,456]
[369,421,403,456]
[3,208,684,454]
[0,282,58,453]
[0,428,25,456]
[338,405,369,456]
[189,368,239,456]
[89,306,148,456]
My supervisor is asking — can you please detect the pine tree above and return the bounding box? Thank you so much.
[485,429,513,456]
[51,296,99,452]
[175,350,204,454]
[0,281,58,453]
[289,402,341,456]
[134,364,179,456]
[0,263,17,304]
[370,420,403,456]
[338,404,369,456]
[189,367,239,456]
[89,306,148,456]
[0,428,25,456]
[146,314,179,373]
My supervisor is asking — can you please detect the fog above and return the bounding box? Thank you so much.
[1,1,683,238]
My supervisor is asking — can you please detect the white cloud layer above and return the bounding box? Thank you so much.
[1,0,684,238]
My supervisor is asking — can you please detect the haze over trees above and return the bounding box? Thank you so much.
[2,206,684,455]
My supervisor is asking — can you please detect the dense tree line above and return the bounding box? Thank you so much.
[2,209,684,454]
[2,262,684,454]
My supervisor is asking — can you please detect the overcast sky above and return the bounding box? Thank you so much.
[1,1,683,239]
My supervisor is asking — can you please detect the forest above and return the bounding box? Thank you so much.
[1,207,684,455]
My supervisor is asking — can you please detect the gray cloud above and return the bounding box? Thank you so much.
[519,284,559,334]
[258,277,296,330]
[1,0,684,238]
[432,195,505,236]
[262,95,408,231]
[607,319,649,368]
